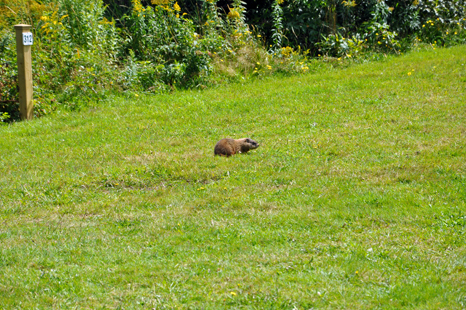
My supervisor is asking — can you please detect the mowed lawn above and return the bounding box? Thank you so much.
[1,46,465,309]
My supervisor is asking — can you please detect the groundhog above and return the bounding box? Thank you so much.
[214,138,259,157]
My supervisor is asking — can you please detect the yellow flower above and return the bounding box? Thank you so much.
[227,9,240,19]
[132,0,144,12]
[230,292,237,296]
[152,0,170,4]
[40,16,48,21]
[408,72,411,76]
[257,35,261,38]
[267,65,272,69]
[342,0,356,7]
[173,2,181,11]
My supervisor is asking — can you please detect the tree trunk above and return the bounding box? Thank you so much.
[327,0,337,34]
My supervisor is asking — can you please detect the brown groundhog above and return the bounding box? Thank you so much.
[214,138,259,157]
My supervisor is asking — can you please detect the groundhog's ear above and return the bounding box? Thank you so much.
[245,138,251,143]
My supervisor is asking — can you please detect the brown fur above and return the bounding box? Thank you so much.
[214,138,259,157]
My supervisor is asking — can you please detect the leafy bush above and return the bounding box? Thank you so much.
[43,2,119,86]
[0,30,19,122]
[317,33,366,58]
[123,0,216,88]
[246,0,465,55]
[0,0,123,117]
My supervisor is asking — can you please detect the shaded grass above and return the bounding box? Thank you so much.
[1,46,466,309]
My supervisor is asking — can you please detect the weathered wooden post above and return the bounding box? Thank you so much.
[14,24,34,120]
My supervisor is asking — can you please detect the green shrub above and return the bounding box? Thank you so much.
[0,30,19,122]
[317,33,366,58]
[417,17,466,46]
[246,0,465,54]
[122,0,223,88]
[32,0,122,112]
[317,1,401,58]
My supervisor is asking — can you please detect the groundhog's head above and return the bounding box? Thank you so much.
[240,138,259,152]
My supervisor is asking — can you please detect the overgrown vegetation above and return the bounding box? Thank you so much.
[249,0,466,51]
[1,45,465,308]
[0,0,465,121]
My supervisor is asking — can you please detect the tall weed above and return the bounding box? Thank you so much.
[0,30,19,122]
[123,0,216,89]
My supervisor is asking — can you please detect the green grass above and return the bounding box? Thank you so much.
[1,45,466,309]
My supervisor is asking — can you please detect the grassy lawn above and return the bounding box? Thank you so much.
[1,45,465,309]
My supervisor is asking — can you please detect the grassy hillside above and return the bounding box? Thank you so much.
[1,45,465,309]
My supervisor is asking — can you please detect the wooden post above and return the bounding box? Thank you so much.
[14,24,34,120]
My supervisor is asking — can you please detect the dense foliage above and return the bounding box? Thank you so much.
[247,0,466,51]
[0,0,465,121]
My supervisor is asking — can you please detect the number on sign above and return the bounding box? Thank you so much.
[23,32,33,46]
